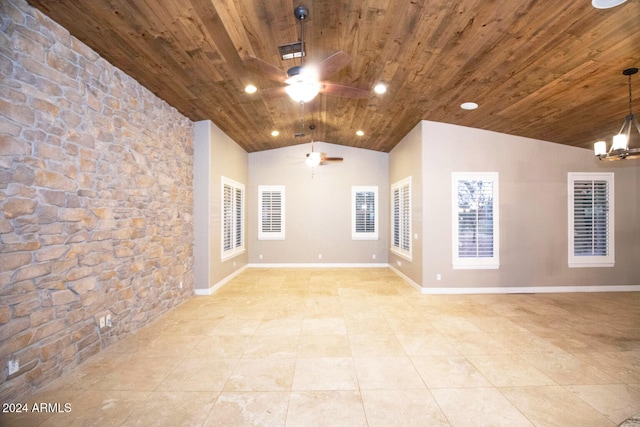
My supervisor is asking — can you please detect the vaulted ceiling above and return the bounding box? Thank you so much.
[27,0,640,153]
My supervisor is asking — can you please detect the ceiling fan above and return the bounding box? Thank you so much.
[243,5,369,102]
[304,125,343,167]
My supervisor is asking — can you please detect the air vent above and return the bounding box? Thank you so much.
[278,42,305,60]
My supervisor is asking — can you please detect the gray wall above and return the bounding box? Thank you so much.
[419,120,640,290]
[248,142,389,264]
[193,120,248,292]
[388,122,424,285]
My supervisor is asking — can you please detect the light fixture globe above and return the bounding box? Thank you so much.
[591,0,627,9]
[594,67,640,161]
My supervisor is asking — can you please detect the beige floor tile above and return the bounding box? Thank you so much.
[40,390,151,427]
[348,334,406,357]
[353,357,426,389]
[120,391,217,426]
[521,352,619,385]
[14,268,640,427]
[297,334,352,357]
[431,387,533,427]
[301,317,347,335]
[567,384,640,424]
[286,390,367,427]
[574,351,640,384]
[395,333,460,356]
[361,389,450,427]
[243,335,299,358]
[427,316,484,334]
[412,355,492,388]
[190,335,252,358]
[466,354,557,387]
[344,316,393,335]
[225,356,296,391]
[255,317,303,336]
[94,356,179,391]
[444,332,510,355]
[205,391,289,427]
[292,357,358,390]
[157,357,236,391]
[501,386,615,427]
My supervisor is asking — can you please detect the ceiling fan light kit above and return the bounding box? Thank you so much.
[591,0,627,9]
[594,67,640,161]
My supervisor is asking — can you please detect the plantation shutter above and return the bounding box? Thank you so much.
[568,172,614,268]
[391,177,411,260]
[221,177,245,260]
[452,172,499,269]
[259,186,285,240]
[352,187,378,240]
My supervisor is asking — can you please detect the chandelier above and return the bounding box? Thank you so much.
[594,67,640,160]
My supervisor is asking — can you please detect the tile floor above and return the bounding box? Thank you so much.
[3,268,640,426]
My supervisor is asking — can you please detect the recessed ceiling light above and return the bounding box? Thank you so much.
[460,102,478,110]
[245,84,257,94]
[271,130,279,137]
[591,0,627,9]
[356,130,364,136]
[374,83,387,95]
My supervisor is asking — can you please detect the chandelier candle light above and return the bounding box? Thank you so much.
[594,67,640,160]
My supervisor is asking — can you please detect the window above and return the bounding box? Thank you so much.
[352,186,379,240]
[391,177,411,260]
[221,177,245,260]
[452,172,499,269]
[568,172,614,268]
[258,185,285,240]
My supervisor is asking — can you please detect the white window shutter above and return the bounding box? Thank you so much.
[568,173,614,268]
[391,177,411,260]
[352,186,378,240]
[259,186,285,240]
[452,172,499,269]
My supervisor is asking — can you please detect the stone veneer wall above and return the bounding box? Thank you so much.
[0,0,194,401]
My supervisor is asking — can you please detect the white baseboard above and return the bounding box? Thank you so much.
[418,284,640,295]
[247,263,389,268]
[388,265,422,292]
[194,264,249,296]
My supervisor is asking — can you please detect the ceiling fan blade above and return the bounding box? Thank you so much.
[243,56,288,82]
[317,51,352,80]
[321,82,369,99]
[321,157,344,162]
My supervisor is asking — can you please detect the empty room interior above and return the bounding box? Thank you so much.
[1,0,640,425]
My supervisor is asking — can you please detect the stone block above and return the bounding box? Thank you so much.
[35,169,76,191]
[13,262,50,282]
[67,276,96,295]
[2,197,37,219]
[0,252,32,271]
[50,289,77,306]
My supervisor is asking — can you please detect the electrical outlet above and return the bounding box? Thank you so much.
[397,260,402,267]
[372,254,376,259]
[99,316,105,328]
[8,359,19,375]
[179,281,183,289]
[436,273,442,281]
[318,254,323,259]
[105,314,112,327]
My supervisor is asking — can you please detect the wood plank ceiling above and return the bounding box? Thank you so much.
[26,0,640,153]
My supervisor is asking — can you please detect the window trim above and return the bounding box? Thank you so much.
[451,172,500,270]
[221,176,245,261]
[352,186,379,240]
[390,177,412,261]
[258,185,285,240]
[567,172,615,268]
